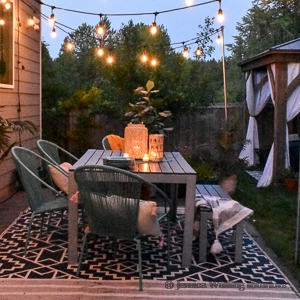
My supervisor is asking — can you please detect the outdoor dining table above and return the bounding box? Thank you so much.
[68,149,197,268]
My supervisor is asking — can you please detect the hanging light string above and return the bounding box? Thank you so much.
[34,0,219,18]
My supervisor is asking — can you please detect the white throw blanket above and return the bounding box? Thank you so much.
[195,194,254,253]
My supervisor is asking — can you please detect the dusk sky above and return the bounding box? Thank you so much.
[41,0,253,60]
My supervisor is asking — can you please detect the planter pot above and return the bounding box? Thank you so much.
[284,178,298,193]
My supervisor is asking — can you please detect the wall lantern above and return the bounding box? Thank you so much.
[124,123,148,159]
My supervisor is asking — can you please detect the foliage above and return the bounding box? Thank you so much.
[228,0,300,61]
[125,80,173,134]
[0,114,38,163]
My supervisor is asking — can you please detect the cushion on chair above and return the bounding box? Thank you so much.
[48,162,72,194]
[72,192,163,237]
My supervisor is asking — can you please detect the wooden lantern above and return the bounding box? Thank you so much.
[124,123,148,159]
[149,134,164,161]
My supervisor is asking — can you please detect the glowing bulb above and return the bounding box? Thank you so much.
[97,25,105,36]
[151,59,157,66]
[216,35,222,44]
[150,22,157,35]
[185,0,193,6]
[195,47,202,57]
[141,53,147,63]
[28,17,35,27]
[0,19,4,26]
[107,56,113,64]
[97,47,104,56]
[182,48,189,58]
[1,0,7,3]
[217,9,224,22]
[51,27,56,38]
[66,42,74,51]
[48,13,55,26]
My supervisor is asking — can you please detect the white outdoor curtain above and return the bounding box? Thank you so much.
[239,69,270,166]
[258,62,300,187]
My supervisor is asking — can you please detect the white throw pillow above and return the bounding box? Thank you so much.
[138,200,163,237]
[48,162,72,194]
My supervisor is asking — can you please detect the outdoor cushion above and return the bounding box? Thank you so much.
[48,162,72,194]
[72,192,162,237]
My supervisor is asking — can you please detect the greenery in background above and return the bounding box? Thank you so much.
[234,169,300,281]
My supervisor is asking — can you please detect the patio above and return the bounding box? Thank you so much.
[0,189,299,299]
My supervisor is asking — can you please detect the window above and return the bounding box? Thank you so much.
[0,0,14,88]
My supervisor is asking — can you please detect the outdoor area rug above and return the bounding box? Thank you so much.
[0,208,299,299]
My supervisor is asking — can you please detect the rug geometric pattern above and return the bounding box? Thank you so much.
[0,209,290,285]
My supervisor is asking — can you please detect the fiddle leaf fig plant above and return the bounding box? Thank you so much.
[125,80,173,135]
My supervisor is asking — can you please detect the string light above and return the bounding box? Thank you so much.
[216,34,222,44]
[48,7,55,26]
[151,59,158,67]
[182,44,189,58]
[97,47,104,56]
[66,41,74,50]
[141,53,148,63]
[217,0,224,22]
[195,46,202,57]
[0,19,4,26]
[4,2,10,9]
[107,55,114,64]
[28,16,35,27]
[97,14,105,36]
[51,26,56,38]
[185,0,193,6]
[150,13,158,35]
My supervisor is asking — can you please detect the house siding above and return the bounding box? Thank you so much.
[0,0,41,201]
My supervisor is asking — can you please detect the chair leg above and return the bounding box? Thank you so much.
[136,239,143,291]
[234,221,244,263]
[40,213,45,235]
[24,214,35,255]
[77,233,88,277]
[167,216,170,269]
[199,211,210,262]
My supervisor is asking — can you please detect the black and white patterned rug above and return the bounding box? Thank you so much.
[0,209,291,285]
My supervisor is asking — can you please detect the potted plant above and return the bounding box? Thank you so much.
[0,114,38,163]
[125,80,173,161]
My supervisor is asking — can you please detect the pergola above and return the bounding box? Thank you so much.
[238,38,300,187]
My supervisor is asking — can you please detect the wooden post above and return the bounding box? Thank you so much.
[273,62,288,184]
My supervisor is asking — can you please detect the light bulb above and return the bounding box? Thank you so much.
[150,22,157,35]
[66,42,74,50]
[51,27,56,38]
[1,0,7,3]
[217,9,224,22]
[97,25,105,36]
[97,47,104,56]
[28,17,35,27]
[107,56,113,64]
[141,53,147,63]
[195,47,202,57]
[0,19,4,26]
[151,59,157,66]
[182,48,189,58]
[216,35,222,44]
[185,0,193,6]
[48,13,55,26]
[4,2,10,9]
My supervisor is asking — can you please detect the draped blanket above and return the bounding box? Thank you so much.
[195,194,254,253]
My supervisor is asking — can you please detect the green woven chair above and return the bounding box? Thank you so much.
[11,146,69,255]
[74,165,172,291]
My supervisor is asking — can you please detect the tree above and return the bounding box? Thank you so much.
[228,0,300,61]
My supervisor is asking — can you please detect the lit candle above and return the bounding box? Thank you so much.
[143,154,149,162]
[123,153,129,157]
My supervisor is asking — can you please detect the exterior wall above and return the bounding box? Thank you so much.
[0,0,41,201]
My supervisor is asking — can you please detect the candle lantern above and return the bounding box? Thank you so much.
[124,123,148,159]
[149,134,164,161]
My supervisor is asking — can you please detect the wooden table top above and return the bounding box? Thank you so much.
[70,149,196,176]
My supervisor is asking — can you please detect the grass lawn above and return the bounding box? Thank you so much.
[234,169,300,281]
